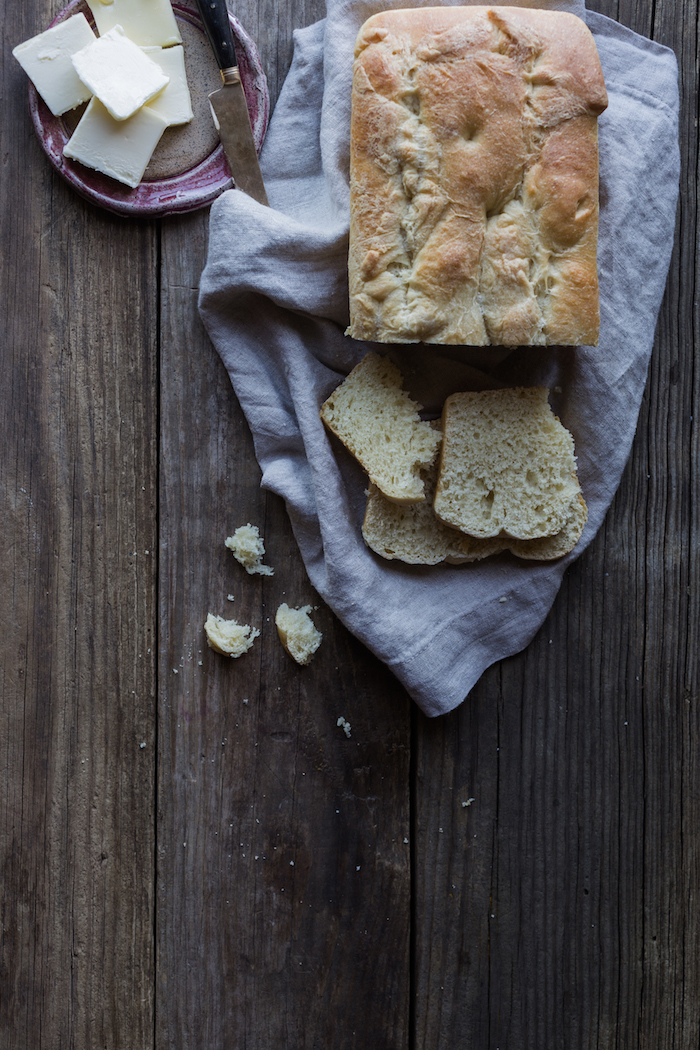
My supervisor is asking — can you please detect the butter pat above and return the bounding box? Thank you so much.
[64,96,168,188]
[12,14,96,116]
[143,46,193,126]
[71,25,169,121]
[86,0,181,47]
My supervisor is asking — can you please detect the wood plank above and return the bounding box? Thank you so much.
[3,0,693,1047]
[0,5,158,1047]
[634,0,699,1043]
[155,3,412,1042]
[413,1,697,1047]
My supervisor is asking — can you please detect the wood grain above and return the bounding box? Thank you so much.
[414,1,698,1047]
[154,7,411,1044]
[1,5,158,1047]
[1,0,695,1047]
[155,218,412,1047]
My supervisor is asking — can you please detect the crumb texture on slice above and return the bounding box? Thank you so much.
[320,352,441,504]
[434,386,582,540]
[204,614,259,658]
[275,604,322,665]
[225,524,274,576]
[364,445,587,564]
[363,448,504,565]
[508,491,588,560]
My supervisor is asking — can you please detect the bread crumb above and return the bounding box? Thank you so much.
[337,716,351,738]
[204,613,259,658]
[225,524,274,576]
[275,603,322,665]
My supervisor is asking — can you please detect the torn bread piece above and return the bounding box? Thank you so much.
[204,614,259,657]
[225,524,274,576]
[320,352,441,504]
[434,387,583,540]
[275,604,322,665]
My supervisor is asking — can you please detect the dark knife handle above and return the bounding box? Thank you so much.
[194,0,238,70]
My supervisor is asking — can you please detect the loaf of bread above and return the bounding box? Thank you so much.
[320,352,441,503]
[347,6,607,346]
[434,387,584,540]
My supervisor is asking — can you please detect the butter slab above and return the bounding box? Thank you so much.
[64,96,168,188]
[86,0,182,47]
[143,46,193,126]
[71,25,170,121]
[12,13,96,116]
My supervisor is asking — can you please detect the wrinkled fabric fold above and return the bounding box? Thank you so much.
[199,1,679,716]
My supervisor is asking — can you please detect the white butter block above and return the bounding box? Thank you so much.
[143,46,193,126]
[86,0,181,47]
[71,25,170,121]
[12,14,96,116]
[63,96,168,188]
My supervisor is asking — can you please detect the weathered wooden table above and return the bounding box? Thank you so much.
[1,1,695,1046]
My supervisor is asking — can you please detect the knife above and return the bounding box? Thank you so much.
[195,0,269,205]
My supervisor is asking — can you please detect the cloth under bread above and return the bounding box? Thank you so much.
[198,0,679,717]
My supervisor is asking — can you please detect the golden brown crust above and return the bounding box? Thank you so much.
[347,6,607,347]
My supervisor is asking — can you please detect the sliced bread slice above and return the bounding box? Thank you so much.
[363,455,587,565]
[508,491,588,560]
[434,387,582,540]
[320,352,441,504]
[362,447,505,565]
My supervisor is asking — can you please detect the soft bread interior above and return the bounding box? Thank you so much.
[320,352,441,504]
[434,386,583,540]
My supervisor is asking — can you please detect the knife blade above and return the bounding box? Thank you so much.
[195,0,268,206]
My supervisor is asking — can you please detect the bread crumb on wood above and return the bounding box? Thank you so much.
[225,524,274,576]
[337,716,351,738]
[204,613,259,658]
[275,603,322,665]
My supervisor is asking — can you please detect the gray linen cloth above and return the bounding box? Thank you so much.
[198,0,680,717]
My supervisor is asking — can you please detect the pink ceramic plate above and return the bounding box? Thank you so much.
[28,0,270,217]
